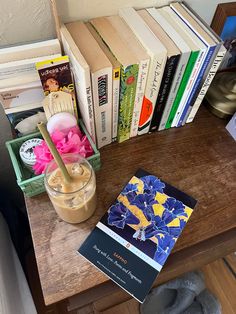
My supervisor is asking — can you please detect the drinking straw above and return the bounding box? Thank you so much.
[37,121,72,183]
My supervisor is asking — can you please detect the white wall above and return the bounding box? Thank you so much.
[1,0,236,48]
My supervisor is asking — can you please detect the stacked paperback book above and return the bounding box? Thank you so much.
[0,39,61,136]
[61,2,226,148]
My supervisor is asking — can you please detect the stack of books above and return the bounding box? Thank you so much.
[59,2,226,149]
[0,39,61,136]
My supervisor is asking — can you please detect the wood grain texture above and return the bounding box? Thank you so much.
[25,107,236,305]
[224,252,236,275]
[202,259,236,314]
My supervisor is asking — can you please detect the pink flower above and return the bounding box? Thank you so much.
[33,126,94,175]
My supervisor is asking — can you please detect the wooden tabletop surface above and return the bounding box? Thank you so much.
[25,107,236,305]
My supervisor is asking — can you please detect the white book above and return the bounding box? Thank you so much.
[146,8,191,131]
[66,21,112,148]
[180,2,224,123]
[186,45,226,123]
[0,39,61,64]
[86,22,121,142]
[0,53,61,80]
[160,7,207,128]
[119,7,167,135]
[170,2,219,126]
[60,24,96,144]
[107,15,150,138]
[5,102,43,114]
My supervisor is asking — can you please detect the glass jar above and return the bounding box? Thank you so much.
[44,154,97,223]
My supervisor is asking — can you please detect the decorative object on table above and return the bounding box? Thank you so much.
[5,120,100,197]
[211,2,236,70]
[226,112,236,140]
[140,271,221,314]
[78,169,197,303]
[33,122,93,175]
[46,111,77,134]
[206,71,236,118]
[19,138,43,171]
[42,91,75,120]
[36,55,78,118]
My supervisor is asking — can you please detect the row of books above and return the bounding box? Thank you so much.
[61,2,226,148]
[0,39,61,136]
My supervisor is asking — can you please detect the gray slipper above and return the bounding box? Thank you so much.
[183,289,222,314]
[140,271,205,314]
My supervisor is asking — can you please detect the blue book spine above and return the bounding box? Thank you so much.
[177,46,216,127]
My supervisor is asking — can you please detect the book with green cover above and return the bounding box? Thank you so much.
[119,64,139,142]
[90,18,139,142]
[165,51,199,128]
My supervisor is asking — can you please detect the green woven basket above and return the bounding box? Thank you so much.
[5,120,100,197]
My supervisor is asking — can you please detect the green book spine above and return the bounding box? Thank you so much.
[165,51,199,129]
[118,64,139,143]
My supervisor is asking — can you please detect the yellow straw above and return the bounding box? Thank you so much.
[37,122,72,184]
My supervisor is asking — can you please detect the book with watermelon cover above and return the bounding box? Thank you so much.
[78,169,197,303]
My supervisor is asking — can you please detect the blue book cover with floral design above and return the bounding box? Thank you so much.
[78,169,197,303]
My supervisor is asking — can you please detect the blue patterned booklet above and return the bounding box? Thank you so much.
[78,169,197,303]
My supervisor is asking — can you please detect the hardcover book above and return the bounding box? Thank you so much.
[78,169,197,303]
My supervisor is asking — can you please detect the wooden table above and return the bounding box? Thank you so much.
[25,107,236,308]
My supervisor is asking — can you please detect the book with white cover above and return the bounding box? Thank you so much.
[119,7,167,135]
[0,39,61,64]
[160,7,207,128]
[0,54,61,80]
[186,45,226,123]
[60,24,96,143]
[86,22,121,142]
[0,81,44,111]
[66,21,113,148]
[180,2,225,123]
[146,8,191,131]
[107,15,150,138]
[170,2,219,126]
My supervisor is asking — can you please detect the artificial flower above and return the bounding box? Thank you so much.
[33,126,93,175]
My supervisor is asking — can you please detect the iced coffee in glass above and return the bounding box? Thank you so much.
[44,154,96,223]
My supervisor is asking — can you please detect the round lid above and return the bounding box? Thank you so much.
[19,138,42,166]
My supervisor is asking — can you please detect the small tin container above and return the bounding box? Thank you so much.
[19,138,42,171]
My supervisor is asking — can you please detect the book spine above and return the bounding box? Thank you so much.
[130,59,149,138]
[171,48,206,127]
[138,53,167,135]
[112,67,120,141]
[150,55,180,132]
[177,45,217,126]
[186,45,226,123]
[92,68,113,148]
[165,51,199,129]
[158,51,190,131]
[118,64,139,143]
[61,33,96,143]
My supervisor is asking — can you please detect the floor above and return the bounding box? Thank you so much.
[25,251,236,313]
